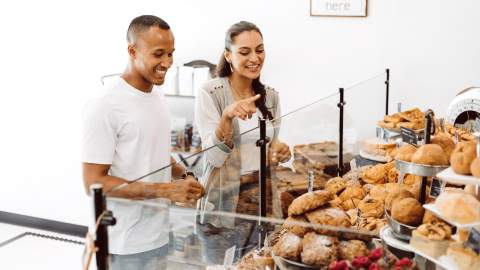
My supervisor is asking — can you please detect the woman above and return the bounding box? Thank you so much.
[194,21,291,263]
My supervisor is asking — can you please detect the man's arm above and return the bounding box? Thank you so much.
[82,163,204,202]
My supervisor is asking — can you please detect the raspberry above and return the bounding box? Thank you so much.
[329,260,349,270]
[369,263,380,270]
[395,257,412,267]
[368,248,383,261]
[352,256,371,268]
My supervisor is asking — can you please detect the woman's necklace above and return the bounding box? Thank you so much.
[229,79,254,101]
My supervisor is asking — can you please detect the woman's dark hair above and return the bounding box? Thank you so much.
[217,21,273,120]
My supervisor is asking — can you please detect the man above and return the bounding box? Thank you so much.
[82,15,204,270]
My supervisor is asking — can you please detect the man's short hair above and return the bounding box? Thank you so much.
[127,15,170,43]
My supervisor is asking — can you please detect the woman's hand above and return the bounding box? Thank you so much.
[269,141,291,165]
[222,94,261,120]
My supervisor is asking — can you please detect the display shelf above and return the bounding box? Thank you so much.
[379,226,458,270]
[436,167,480,186]
[423,203,480,229]
[395,160,448,177]
[359,150,391,163]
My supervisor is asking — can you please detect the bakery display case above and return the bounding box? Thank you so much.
[80,70,480,270]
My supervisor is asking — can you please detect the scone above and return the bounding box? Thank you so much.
[358,197,384,218]
[450,141,477,175]
[395,144,418,162]
[305,207,351,234]
[391,197,424,226]
[288,190,333,216]
[411,144,449,166]
[431,133,456,158]
[283,215,310,237]
[385,188,415,211]
[338,240,369,261]
[325,177,347,195]
[300,232,338,267]
[272,232,302,261]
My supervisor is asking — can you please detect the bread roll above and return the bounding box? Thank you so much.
[411,144,449,166]
[450,141,477,175]
[431,133,456,158]
[391,198,424,226]
[470,157,480,178]
[395,144,417,162]
[385,188,415,211]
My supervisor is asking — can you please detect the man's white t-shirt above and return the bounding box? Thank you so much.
[82,78,171,255]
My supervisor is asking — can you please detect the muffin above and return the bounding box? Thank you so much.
[395,144,417,162]
[338,240,369,261]
[385,188,415,211]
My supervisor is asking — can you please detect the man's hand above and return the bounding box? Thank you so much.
[269,141,291,165]
[222,94,261,120]
[166,176,205,203]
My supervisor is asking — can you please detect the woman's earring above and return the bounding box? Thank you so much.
[229,62,234,73]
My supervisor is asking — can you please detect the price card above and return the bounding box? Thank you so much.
[466,227,480,254]
[400,127,420,146]
[429,178,444,198]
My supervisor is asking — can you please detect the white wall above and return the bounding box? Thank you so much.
[0,0,479,226]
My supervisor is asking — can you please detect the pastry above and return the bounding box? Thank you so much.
[361,164,388,184]
[385,183,399,193]
[329,195,343,208]
[398,108,424,122]
[422,210,444,225]
[358,197,384,218]
[272,232,302,261]
[369,184,387,202]
[288,190,333,216]
[450,141,477,175]
[338,240,369,261]
[447,243,480,270]
[359,217,387,234]
[435,190,480,224]
[300,232,338,267]
[362,184,375,194]
[361,138,396,160]
[431,133,456,158]
[306,207,351,235]
[325,177,347,195]
[411,144,449,166]
[283,215,310,237]
[341,198,362,211]
[385,188,415,211]
[392,198,424,226]
[346,208,359,226]
[339,186,367,202]
[387,168,399,183]
[403,174,420,186]
[395,144,417,162]
[471,158,480,178]
[410,223,452,257]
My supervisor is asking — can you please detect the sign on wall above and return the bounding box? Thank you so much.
[310,0,368,17]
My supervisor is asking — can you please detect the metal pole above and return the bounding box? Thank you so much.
[419,113,433,204]
[257,118,267,248]
[385,68,390,115]
[338,88,345,176]
[91,184,109,270]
